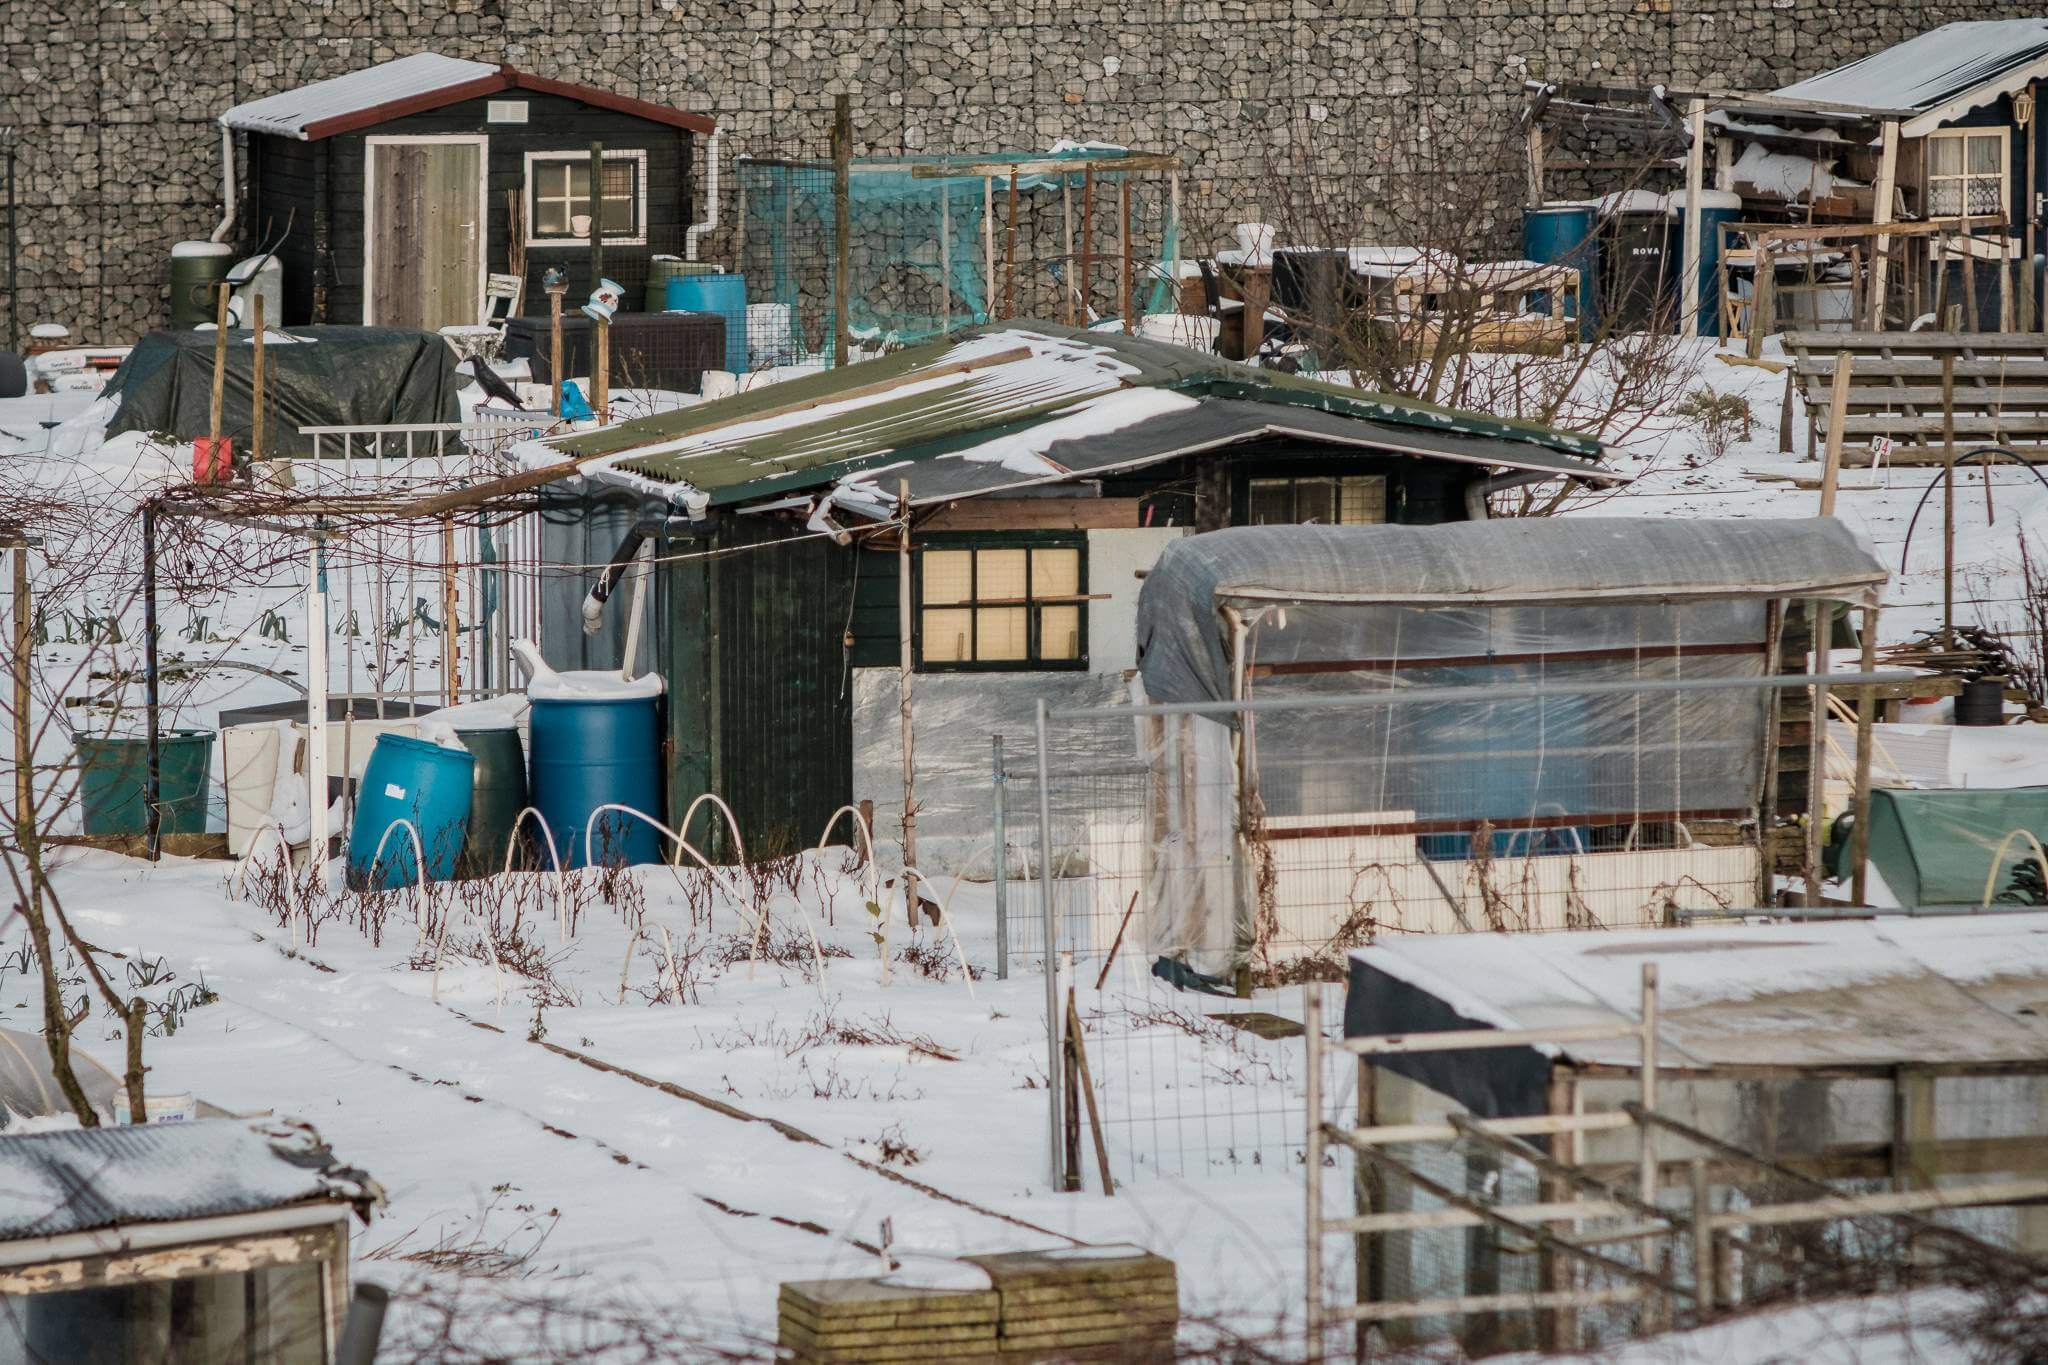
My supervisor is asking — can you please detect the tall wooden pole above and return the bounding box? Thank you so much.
[833,95,852,368]
[1119,178,1133,334]
[548,287,564,417]
[1818,351,1852,516]
[1942,352,1957,645]
[594,318,610,421]
[306,533,330,866]
[250,293,266,465]
[897,480,917,869]
[1061,178,1075,327]
[1680,98,1707,336]
[141,503,161,861]
[12,539,34,856]
[1805,598,1829,908]
[1867,122,1900,329]
[440,518,458,706]
[1850,605,1878,905]
[208,283,229,468]
[1079,169,1095,324]
[1004,168,1019,320]
[587,141,606,286]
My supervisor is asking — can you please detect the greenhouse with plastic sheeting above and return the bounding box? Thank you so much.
[1122,518,1889,977]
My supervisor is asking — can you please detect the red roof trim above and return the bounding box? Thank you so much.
[297,66,715,141]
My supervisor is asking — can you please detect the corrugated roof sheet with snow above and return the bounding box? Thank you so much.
[1775,20,2048,129]
[0,1118,378,1241]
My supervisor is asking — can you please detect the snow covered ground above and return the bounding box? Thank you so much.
[6,334,2046,1357]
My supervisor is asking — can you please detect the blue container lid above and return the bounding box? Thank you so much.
[374,732,476,766]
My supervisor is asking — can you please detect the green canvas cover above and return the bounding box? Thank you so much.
[1864,786,2048,905]
[102,327,461,458]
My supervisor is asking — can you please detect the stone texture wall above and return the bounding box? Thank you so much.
[3,0,2036,344]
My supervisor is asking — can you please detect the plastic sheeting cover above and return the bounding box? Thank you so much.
[1134,518,1885,708]
[1863,786,2048,906]
[102,328,462,459]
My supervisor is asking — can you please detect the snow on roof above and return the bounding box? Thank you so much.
[221,53,500,139]
[1349,913,2048,1070]
[0,1118,380,1241]
[1775,21,2048,132]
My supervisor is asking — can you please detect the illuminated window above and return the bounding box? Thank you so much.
[918,541,1085,669]
[1246,474,1388,525]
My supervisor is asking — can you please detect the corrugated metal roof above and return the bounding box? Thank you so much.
[1775,20,2048,119]
[0,1119,377,1240]
[564,324,1608,511]
[220,53,500,139]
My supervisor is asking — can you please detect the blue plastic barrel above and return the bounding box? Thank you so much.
[667,273,748,374]
[1522,204,1598,340]
[528,682,664,868]
[346,734,475,891]
[1670,196,1743,336]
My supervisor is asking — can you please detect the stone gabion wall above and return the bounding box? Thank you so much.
[2,0,2033,345]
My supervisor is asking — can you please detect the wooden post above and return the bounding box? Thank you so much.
[1680,98,1707,337]
[1066,988,1115,1195]
[1637,964,1660,1204]
[1851,604,1878,905]
[11,539,32,850]
[1777,368,1796,454]
[1525,121,1545,208]
[548,287,564,417]
[982,178,995,322]
[250,293,266,464]
[141,503,160,861]
[587,141,605,286]
[440,518,458,706]
[1119,178,1133,334]
[1960,223,1981,333]
[833,96,852,367]
[1690,1159,1714,1312]
[1079,168,1095,324]
[897,480,917,870]
[1868,121,1900,328]
[1942,352,1957,645]
[1818,351,1852,513]
[1805,598,1830,907]
[1745,245,1773,359]
[938,186,952,333]
[593,315,610,421]
[306,534,330,866]
[208,283,229,453]
[1061,176,1076,326]
[1004,168,1019,320]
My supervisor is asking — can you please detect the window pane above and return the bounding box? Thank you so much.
[1295,477,1336,525]
[601,196,633,233]
[1929,137,1963,176]
[1967,177,2001,214]
[976,607,1029,660]
[534,197,569,236]
[1032,547,1080,598]
[1039,605,1081,660]
[1928,181,1961,216]
[923,609,973,662]
[976,549,1028,603]
[1968,135,2001,174]
[923,550,973,605]
[1337,476,1387,524]
[1248,478,1293,525]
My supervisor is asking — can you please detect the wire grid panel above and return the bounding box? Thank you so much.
[1031,680,1780,1188]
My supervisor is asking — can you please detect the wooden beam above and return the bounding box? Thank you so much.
[1867,122,1900,327]
[918,497,1144,532]
[1680,98,1707,335]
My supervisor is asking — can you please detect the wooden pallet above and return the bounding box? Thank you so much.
[1787,330,2048,465]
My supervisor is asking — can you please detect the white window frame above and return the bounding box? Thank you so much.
[362,134,490,329]
[1923,126,2009,221]
[524,149,649,248]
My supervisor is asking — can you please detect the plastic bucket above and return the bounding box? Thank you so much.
[1957,678,2006,727]
[529,693,663,868]
[169,242,233,329]
[346,734,475,891]
[75,731,214,836]
[667,273,748,374]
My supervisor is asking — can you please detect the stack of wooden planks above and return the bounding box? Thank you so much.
[779,1247,1179,1363]
[1788,330,2048,465]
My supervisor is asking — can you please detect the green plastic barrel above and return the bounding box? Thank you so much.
[643,257,720,313]
[76,731,214,836]
[455,727,529,877]
[169,243,234,329]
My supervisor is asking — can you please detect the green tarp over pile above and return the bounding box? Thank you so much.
[102,327,461,459]
[1864,786,2048,905]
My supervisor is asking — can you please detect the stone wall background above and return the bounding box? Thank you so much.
[2,0,2035,344]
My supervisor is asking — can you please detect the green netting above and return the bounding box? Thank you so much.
[735,147,1182,367]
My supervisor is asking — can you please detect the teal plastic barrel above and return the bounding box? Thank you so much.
[346,734,475,891]
[169,243,234,329]
[1669,194,1743,336]
[454,727,529,878]
[1522,204,1597,340]
[76,731,214,836]
[668,273,748,374]
[644,257,721,313]
[528,677,663,869]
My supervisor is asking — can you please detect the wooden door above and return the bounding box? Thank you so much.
[369,140,484,331]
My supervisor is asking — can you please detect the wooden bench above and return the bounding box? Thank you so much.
[1787,330,2048,465]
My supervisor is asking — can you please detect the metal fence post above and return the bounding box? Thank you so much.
[993,733,1008,981]
[1036,699,1063,1188]
[1304,984,1326,1364]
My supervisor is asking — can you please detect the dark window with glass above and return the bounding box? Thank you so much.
[1246,474,1388,525]
[918,541,1086,669]
[528,154,643,241]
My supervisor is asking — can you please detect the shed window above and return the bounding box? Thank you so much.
[525,150,647,246]
[1926,129,2006,218]
[1247,475,1387,526]
[918,541,1085,669]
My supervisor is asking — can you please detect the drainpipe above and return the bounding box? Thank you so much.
[683,129,721,262]
[1463,469,1557,520]
[208,124,237,245]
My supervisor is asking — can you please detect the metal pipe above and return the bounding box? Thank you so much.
[1036,698,1061,1188]
[0,1200,347,1270]
[683,130,722,262]
[208,124,236,244]
[1674,902,2048,923]
[141,501,161,861]
[992,734,1007,981]
[1047,669,1917,723]
[335,1282,390,1365]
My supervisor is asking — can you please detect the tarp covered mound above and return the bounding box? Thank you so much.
[102,327,461,459]
[1865,787,2048,906]
[1135,518,1887,706]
